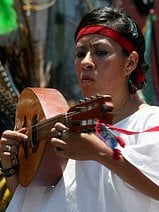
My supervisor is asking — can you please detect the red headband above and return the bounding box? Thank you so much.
[76,25,135,53]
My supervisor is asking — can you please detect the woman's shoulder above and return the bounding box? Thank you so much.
[138,104,159,116]
[138,105,159,126]
[117,104,159,129]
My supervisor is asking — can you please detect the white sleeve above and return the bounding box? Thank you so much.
[120,132,159,185]
[118,109,159,186]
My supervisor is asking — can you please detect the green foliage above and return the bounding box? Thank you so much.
[0,0,18,35]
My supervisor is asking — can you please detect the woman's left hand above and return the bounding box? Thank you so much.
[50,122,113,161]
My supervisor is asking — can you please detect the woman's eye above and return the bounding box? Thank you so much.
[76,52,86,58]
[96,50,108,56]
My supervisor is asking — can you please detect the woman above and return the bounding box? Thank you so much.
[0,6,159,212]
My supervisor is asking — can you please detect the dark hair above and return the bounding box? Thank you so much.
[75,7,149,94]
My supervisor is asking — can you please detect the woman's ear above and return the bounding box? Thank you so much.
[125,51,139,75]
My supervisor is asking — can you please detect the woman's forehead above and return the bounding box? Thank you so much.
[76,34,113,46]
[76,34,122,50]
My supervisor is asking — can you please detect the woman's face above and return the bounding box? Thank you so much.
[75,34,130,100]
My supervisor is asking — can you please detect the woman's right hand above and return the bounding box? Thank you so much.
[0,128,28,169]
[0,128,28,194]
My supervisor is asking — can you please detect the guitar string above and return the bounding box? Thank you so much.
[30,111,108,133]
[29,106,113,134]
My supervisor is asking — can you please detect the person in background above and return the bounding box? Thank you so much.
[0,6,159,212]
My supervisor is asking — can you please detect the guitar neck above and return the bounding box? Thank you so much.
[33,114,65,143]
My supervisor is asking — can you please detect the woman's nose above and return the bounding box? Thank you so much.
[81,52,95,70]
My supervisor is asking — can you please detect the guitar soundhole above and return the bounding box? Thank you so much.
[31,115,39,153]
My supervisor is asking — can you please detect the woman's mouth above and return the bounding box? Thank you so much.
[81,74,95,82]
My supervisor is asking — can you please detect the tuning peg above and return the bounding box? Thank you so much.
[90,95,96,99]
[102,104,108,111]
[84,97,90,101]
[78,99,85,104]
[96,94,103,98]
[101,104,108,118]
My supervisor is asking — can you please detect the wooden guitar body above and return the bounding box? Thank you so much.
[16,87,114,187]
[15,87,69,186]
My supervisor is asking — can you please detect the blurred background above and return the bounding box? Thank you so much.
[0,0,159,128]
[0,0,159,210]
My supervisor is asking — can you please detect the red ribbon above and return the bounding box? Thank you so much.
[76,25,135,53]
[106,123,159,135]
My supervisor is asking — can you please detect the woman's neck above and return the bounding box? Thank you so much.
[113,94,148,124]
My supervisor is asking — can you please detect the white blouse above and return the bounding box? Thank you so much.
[7,106,159,212]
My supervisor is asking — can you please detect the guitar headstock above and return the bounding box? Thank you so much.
[66,94,114,132]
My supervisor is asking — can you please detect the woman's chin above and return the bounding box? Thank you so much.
[82,90,97,98]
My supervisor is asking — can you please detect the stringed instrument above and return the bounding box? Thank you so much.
[15,87,113,186]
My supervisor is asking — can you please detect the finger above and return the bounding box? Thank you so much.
[0,138,19,149]
[2,130,28,144]
[3,151,17,160]
[6,144,18,153]
[54,122,69,131]
[1,145,18,160]
[50,127,70,141]
[50,127,60,138]
[51,137,67,150]
[18,127,28,134]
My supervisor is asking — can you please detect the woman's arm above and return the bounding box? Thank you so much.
[51,123,159,201]
[97,149,159,201]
